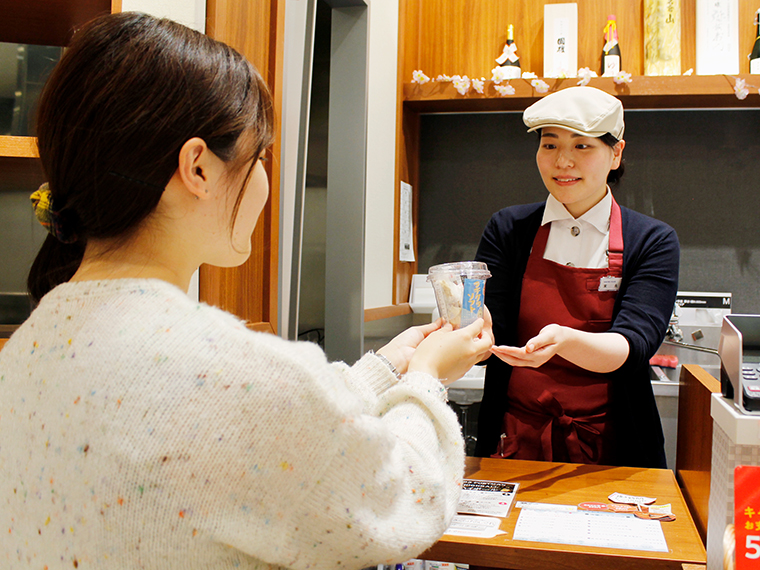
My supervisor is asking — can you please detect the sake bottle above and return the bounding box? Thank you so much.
[601,15,621,77]
[750,9,760,74]
[496,24,522,79]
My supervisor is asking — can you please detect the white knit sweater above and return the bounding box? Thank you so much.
[0,279,464,569]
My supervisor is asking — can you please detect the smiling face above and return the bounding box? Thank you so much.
[535,127,625,218]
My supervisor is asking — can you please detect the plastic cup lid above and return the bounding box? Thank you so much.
[427,261,491,280]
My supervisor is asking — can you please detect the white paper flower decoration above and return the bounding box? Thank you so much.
[521,72,538,79]
[734,78,749,100]
[683,68,694,76]
[412,70,430,84]
[491,66,512,84]
[452,75,471,95]
[435,74,452,82]
[576,67,598,86]
[531,79,550,93]
[472,78,485,94]
[494,83,516,96]
[612,71,632,85]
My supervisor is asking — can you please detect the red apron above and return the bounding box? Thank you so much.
[493,197,624,464]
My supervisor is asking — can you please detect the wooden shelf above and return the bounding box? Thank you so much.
[0,136,38,158]
[364,303,412,322]
[0,136,43,192]
[0,0,113,46]
[404,74,760,113]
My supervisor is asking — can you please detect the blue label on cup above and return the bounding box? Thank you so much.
[460,278,485,327]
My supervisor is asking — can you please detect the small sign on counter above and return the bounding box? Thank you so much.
[443,515,507,539]
[456,479,519,518]
[734,465,760,569]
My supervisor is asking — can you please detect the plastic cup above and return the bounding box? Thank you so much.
[427,261,491,329]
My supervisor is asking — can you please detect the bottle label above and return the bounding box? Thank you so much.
[496,42,519,65]
[602,55,620,77]
[752,57,760,74]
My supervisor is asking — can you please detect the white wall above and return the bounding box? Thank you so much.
[121,0,205,32]
[363,0,399,310]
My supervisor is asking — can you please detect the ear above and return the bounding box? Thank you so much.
[176,137,214,200]
[611,139,626,169]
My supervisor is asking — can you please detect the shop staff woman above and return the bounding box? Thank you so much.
[474,86,679,468]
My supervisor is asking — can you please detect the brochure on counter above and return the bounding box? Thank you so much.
[456,479,519,518]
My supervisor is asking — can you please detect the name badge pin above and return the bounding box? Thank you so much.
[599,276,621,292]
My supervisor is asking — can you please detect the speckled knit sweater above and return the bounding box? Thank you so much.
[0,279,464,570]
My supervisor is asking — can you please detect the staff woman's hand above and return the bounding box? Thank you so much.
[491,323,563,368]
[491,323,630,373]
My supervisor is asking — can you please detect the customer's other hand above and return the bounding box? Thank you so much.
[376,319,445,375]
[407,316,494,385]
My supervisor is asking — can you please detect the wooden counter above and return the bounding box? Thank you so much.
[421,457,706,570]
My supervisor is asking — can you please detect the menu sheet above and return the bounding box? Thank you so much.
[456,479,519,518]
[512,508,668,552]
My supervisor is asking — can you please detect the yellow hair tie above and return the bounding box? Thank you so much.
[30,183,54,229]
[30,183,78,243]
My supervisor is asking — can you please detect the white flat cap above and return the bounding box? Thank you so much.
[523,86,624,140]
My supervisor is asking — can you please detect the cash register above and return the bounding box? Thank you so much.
[718,314,760,415]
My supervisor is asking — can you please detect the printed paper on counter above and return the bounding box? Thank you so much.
[608,492,656,505]
[399,182,415,262]
[443,515,507,539]
[516,501,577,512]
[513,508,668,552]
[457,479,519,518]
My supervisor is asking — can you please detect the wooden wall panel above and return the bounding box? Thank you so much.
[400,0,760,84]
[676,364,721,545]
[394,0,422,303]
[202,0,284,333]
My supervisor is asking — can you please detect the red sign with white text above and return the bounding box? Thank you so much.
[734,466,760,568]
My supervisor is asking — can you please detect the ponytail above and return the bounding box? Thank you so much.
[28,236,85,304]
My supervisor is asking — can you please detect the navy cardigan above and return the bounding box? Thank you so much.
[473,201,680,468]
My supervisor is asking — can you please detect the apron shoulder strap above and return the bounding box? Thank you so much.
[608,198,623,276]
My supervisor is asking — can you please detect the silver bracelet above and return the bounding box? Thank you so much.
[371,351,402,380]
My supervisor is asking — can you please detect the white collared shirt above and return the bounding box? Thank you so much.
[541,188,612,269]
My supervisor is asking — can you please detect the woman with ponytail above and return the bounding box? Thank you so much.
[0,13,493,570]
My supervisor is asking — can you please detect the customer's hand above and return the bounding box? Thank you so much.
[376,319,445,375]
[407,316,494,385]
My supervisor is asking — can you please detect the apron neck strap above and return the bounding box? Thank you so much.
[608,196,623,275]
